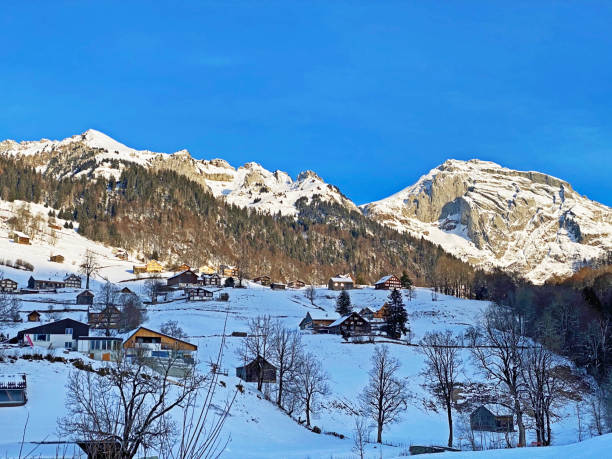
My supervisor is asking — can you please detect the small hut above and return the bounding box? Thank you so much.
[76,290,95,306]
[27,311,41,322]
[236,356,277,383]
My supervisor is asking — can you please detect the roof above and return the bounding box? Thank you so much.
[16,318,89,337]
[77,290,95,297]
[375,275,397,285]
[330,277,353,283]
[124,326,197,349]
[481,404,514,417]
[11,231,29,238]
[77,336,122,341]
[328,312,363,327]
[168,269,197,280]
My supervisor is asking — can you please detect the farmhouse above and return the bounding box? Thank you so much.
[200,273,221,287]
[133,260,163,274]
[470,405,514,433]
[236,356,277,384]
[220,265,239,277]
[167,269,198,286]
[88,306,121,329]
[298,312,335,332]
[16,318,89,350]
[0,374,27,407]
[186,287,213,301]
[63,274,82,289]
[328,276,354,291]
[49,254,64,263]
[0,278,18,293]
[27,311,41,322]
[77,336,123,361]
[76,290,95,306]
[253,275,271,286]
[374,274,401,290]
[27,276,65,290]
[327,312,371,335]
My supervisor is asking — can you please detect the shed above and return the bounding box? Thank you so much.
[27,311,41,322]
[77,290,95,306]
[328,276,354,290]
[11,231,30,245]
[236,356,277,384]
[470,405,514,432]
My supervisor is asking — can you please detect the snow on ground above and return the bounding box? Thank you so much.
[0,208,603,458]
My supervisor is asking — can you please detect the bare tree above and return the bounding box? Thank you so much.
[471,305,527,446]
[305,285,316,305]
[118,294,145,333]
[95,281,120,336]
[292,352,329,426]
[420,330,462,447]
[360,345,408,443]
[352,417,370,459]
[0,292,20,322]
[270,322,303,409]
[79,249,100,290]
[238,315,274,391]
[160,320,188,339]
[144,277,164,304]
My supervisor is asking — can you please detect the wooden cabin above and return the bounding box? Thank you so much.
[373,303,390,320]
[327,312,371,335]
[63,274,82,289]
[88,306,121,329]
[50,254,65,263]
[167,269,198,286]
[253,275,271,286]
[27,276,65,290]
[298,312,335,332]
[11,231,30,245]
[123,327,197,358]
[27,311,41,322]
[200,273,221,287]
[374,275,402,290]
[236,356,277,384]
[134,260,163,274]
[76,290,95,306]
[186,287,213,301]
[220,265,239,277]
[288,280,306,289]
[0,374,27,407]
[470,405,514,432]
[0,278,18,293]
[270,283,286,290]
[328,276,354,291]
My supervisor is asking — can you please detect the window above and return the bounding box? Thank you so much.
[64,342,73,349]
[35,334,49,341]
[65,328,73,335]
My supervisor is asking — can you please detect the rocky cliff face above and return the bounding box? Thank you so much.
[362,159,612,283]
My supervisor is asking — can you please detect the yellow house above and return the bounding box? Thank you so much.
[146,260,163,273]
[199,265,216,275]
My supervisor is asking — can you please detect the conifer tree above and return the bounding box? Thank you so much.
[336,289,352,316]
[385,288,408,339]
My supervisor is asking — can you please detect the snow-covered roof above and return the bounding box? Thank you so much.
[328,315,351,327]
[482,404,513,417]
[330,277,353,283]
[374,275,396,285]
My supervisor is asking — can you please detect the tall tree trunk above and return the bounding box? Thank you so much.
[515,402,526,446]
[306,397,311,426]
[277,371,283,407]
[377,421,383,444]
[86,273,90,290]
[446,399,453,447]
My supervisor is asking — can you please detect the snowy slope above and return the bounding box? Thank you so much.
[362,159,612,283]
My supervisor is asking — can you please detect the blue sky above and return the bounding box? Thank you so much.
[1,1,611,205]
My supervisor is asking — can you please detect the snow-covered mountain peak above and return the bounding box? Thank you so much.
[363,159,612,283]
[297,170,323,183]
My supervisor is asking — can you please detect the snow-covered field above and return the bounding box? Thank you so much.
[0,202,604,458]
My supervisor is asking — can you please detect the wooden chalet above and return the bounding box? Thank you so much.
[298,312,335,332]
[123,327,197,361]
[50,254,65,263]
[27,311,41,322]
[270,283,286,290]
[200,273,221,287]
[27,276,65,290]
[327,312,371,335]
[11,231,30,245]
[328,276,354,290]
[253,275,271,286]
[186,287,213,301]
[76,290,95,306]
[167,269,198,286]
[220,265,239,277]
[63,274,82,289]
[288,280,306,289]
[133,260,163,274]
[470,405,514,433]
[0,374,27,407]
[236,355,277,384]
[373,303,390,320]
[0,278,18,293]
[88,306,121,329]
[374,274,402,290]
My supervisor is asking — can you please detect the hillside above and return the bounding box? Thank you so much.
[363,159,612,284]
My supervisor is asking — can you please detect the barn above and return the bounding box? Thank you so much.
[470,405,514,432]
[167,269,199,286]
[236,356,277,384]
[374,275,402,290]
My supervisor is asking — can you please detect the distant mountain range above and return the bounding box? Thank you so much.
[2,129,611,283]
